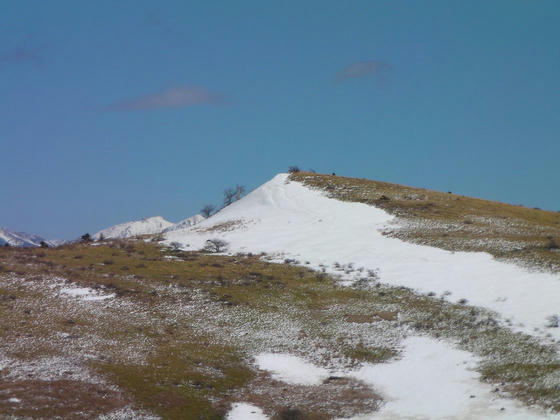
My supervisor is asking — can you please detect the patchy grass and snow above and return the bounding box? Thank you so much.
[348,336,555,420]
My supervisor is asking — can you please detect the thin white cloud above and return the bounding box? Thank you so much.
[108,86,220,110]
[0,46,45,66]
[336,61,391,82]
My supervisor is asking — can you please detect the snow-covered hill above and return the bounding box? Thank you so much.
[0,227,54,247]
[94,214,205,240]
[164,173,560,419]
[165,174,560,341]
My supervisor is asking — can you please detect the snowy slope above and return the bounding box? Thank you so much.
[163,214,205,233]
[93,216,174,240]
[0,227,53,247]
[165,174,560,341]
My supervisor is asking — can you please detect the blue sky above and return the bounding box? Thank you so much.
[1,0,559,240]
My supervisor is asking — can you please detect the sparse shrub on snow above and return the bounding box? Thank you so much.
[200,204,216,218]
[203,238,229,253]
[288,166,301,173]
[169,242,182,251]
[546,314,559,328]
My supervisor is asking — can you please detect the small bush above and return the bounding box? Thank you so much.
[169,241,182,251]
[288,166,301,173]
[200,204,216,218]
[81,233,93,243]
[544,236,560,250]
[546,314,559,328]
[203,239,229,253]
[274,408,305,420]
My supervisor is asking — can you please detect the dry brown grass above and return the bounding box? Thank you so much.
[291,172,560,272]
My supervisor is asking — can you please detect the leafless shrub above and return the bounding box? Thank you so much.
[169,241,182,250]
[223,185,246,207]
[203,238,229,253]
[201,204,216,218]
[546,314,559,328]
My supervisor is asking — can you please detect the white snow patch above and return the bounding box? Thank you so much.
[254,353,330,386]
[227,402,269,420]
[8,397,21,403]
[60,286,114,301]
[346,336,557,420]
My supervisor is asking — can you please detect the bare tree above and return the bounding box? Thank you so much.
[200,204,216,218]
[223,188,236,207]
[223,184,246,207]
[234,184,245,201]
[288,166,301,173]
[203,238,229,253]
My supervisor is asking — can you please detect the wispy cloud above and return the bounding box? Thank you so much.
[107,86,221,111]
[0,45,45,66]
[336,61,391,82]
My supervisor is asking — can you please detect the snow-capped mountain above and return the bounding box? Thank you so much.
[0,227,53,247]
[93,214,205,240]
[93,216,174,240]
[163,214,205,233]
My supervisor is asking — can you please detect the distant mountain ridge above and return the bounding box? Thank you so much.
[0,227,56,247]
[94,214,205,240]
[163,215,206,233]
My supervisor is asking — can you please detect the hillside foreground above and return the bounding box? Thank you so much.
[1,172,560,418]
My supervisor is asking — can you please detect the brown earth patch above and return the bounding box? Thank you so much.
[240,371,381,419]
[345,311,398,323]
[0,379,129,418]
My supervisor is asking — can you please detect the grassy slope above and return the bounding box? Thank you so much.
[290,172,560,272]
[1,240,559,418]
